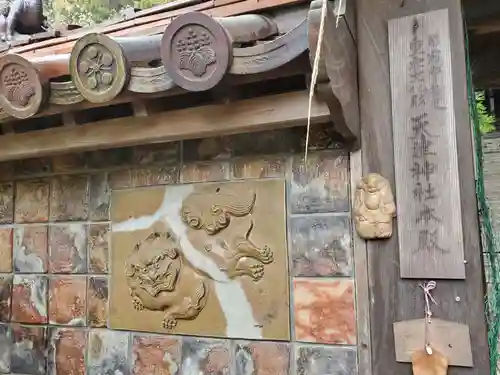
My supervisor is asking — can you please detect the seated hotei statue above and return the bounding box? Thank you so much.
[0,0,47,42]
[354,173,396,239]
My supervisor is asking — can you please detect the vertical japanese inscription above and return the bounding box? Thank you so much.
[389,10,465,279]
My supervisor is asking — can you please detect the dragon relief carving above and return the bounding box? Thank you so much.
[125,231,208,331]
[180,188,274,281]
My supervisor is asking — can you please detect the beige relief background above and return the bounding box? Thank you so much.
[109,179,290,340]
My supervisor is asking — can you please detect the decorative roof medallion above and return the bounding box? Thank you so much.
[0,54,49,119]
[161,12,232,92]
[70,33,129,103]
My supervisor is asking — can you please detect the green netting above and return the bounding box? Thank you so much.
[464,23,500,375]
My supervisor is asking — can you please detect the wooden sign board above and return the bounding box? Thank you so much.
[388,9,465,279]
[393,319,473,367]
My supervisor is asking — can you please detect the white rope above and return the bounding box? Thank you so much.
[419,280,438,355]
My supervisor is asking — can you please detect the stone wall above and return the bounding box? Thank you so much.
[0,125,359,375]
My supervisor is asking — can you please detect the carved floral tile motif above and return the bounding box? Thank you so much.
[50,175,90,221]
[232,157,287,180]
[0,324,10,373]
[49,276,86,326]
[89,224,110,274]
[49,224,87,274]
[48,328,86,375]
[89,174,111,221]
[132,334,181,375]
[295,344,357,375]
[87,277,108,328]
[88,330,130,375]
[234,341,290,375]
[11,324,47,375]
[180,161,230,183]
[12,275,48,324]
[289,215,352,277]
[180,338,231,375]
[0,228,12,273]
[14,225,48,273]
[14,179,50,223]
[293,279,356,345]
[110,180,290,340]
[0,276,12,322]
[289,151,350,214]
[0,183,14,224]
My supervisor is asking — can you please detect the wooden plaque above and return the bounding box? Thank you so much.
[388,9,465,279]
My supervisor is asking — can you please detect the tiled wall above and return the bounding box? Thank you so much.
[0,125,359,375]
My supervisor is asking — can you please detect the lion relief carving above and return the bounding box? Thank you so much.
[125,231,208,331]
[354,173,396,239]
[180,188,274,281]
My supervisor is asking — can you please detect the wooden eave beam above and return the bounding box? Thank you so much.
[0,91,330,162]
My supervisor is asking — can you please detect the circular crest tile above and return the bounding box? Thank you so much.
[70,33,129,103]
[0,54,49,119]
[161,12,232,92]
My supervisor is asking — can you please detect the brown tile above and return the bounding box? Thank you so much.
[181,161,230,183]
[293,279,356,345]
[48,328,86,375]
[0,276,12,322]
[181,338,231,375]
[132,334,181,375]
[301,124,346,151]
[231,129,303,156]
[52,154,88,173]
[49,224,87,274]
[88,224,109,274]
[12,275,48,324]
[11,324,47,375]
[134,142,179,166]
[88,330,130,375]
[235,341,290,375]
[0,162,13,182]
[49,276,86,326]
[15,179,50,223]
[0,183,13,224]
[89,174,110,221]
[0,228,12,273]
[87,277,108,328]
[86,147,134,169]
[183,137,232,161]
[14,225,48,273]
[232,157,286,179]
[289,215,352,277]
[50,175,90,221]
[133,167,179,187]
[289,151,350,214]
[108,170,133,190]
[15,158,52,176]
[295,344,357,375]
[0,324,10,373]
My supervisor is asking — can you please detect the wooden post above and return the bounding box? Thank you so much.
[356,0,490,374]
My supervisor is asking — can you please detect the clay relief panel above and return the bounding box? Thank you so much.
[109,180,290,340]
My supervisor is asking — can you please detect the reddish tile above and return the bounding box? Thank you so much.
[50,176,89,221]
[87,277,108,328]
[289,152,349,214]
[88,224,109,274]
[181,338,230,375]
[181,162,230,183]
[52,154,88,173]
[89,174,110,221]
[49,276,86,326]
[0,228,12,272]
[15,179,50,223]
[12,275,48,324]
[14,225,48,273]
[295,344,357,375]
[293,279,356,345]
[289,215,352,277]
[11,324,47,375]
[0,276,12,322]
[235,341,290,375]
[49,224,87,274]
[132,334,181,375]
[232,157,286,179]
[48,328,86,375]
[134,142,179,165]
[0,183,14,224]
